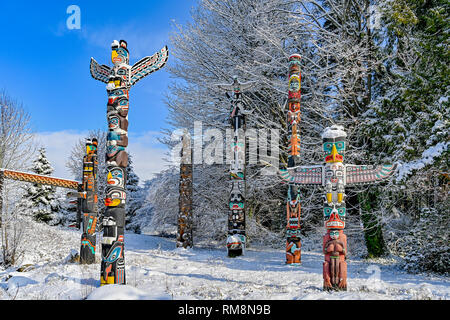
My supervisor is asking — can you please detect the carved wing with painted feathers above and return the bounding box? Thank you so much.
[280,166,323,185]
[130,46,169,86]
[90,58,111,84]
[345,164,397,185]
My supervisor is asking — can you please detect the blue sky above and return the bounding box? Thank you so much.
[0,1,195,180]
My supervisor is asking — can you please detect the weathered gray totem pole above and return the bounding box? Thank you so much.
[280,125,397,290]
[177,130,193,248]
[217,76,255,257]
[90,39,168,285]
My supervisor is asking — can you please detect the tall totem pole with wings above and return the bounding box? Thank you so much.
[217,76,255,257]
[90,40,168,285]
[280,125,397,290]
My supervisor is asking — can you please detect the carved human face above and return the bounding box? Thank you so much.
[108,115,120,131]
[107,167,125,188]
[85,139,97,155]
[229,192,244,209]
[107,88,129,106]
[107,65,129,90]
[325,163,345,185]
[289,74,301,92]
[324,206,346,229]
[288,54,301,70]
[329,230,340,240]
[116,66,129,82]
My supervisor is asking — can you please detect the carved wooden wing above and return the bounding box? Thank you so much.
[280,165,323,185]
[130,46,169,86]
[217,81,256,92]
[239,81,256,91]
[345,164,397,185]
[90,57,111,84]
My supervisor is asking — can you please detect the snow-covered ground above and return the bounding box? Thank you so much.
[0,222,448,300]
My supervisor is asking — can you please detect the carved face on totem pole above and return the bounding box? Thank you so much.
[229,183,245,210]
[106,167,125,188]
[105,188,127,207]
[288,54,301,101]
[329,230,341,240]
[324,205,346,229]
[286,185,301,237]
[111,40,129,65]
[86,138,98,156]
[104,40,130,170]
[322,125,347,230]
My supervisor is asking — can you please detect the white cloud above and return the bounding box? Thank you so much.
[35,130,169,184]
[35,130,87,180]
[128,131,171,183]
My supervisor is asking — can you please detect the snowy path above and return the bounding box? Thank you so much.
[0,225,448,300]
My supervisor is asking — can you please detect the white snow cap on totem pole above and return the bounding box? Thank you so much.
[321,125,347,139]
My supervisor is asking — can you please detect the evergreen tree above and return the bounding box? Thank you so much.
[358,0,449,269]
[19,148,60,224]
[56,190,79,227]
[125,154,144,233]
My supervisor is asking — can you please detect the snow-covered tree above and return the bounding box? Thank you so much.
[0,91,36,267]
[139,0,448,272]
[162,0,335,246]
[125,179,154,234]
[145,168,179,237]
[55,189,78,228]
[358,0,449,271]
[18,148,60,224]
[125,155,144,233]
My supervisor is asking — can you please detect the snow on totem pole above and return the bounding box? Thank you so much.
[285,54,302,264]
[79,138,99,264]
[177,130,193,248]
[280,125,397,290]
[90,39,168,285]
[217,76,255,257]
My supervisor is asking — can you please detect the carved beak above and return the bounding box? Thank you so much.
[325,144,343,163]
[104,198,121,206]
[111,50,119,63]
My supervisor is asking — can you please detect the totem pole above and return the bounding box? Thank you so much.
[177,130,193,248]
[217,76,255,257]
[280,125,397,290]
[78,138,99,264]
[90,40,168,285]
[285,54,302,265]
[1,164,101,263]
